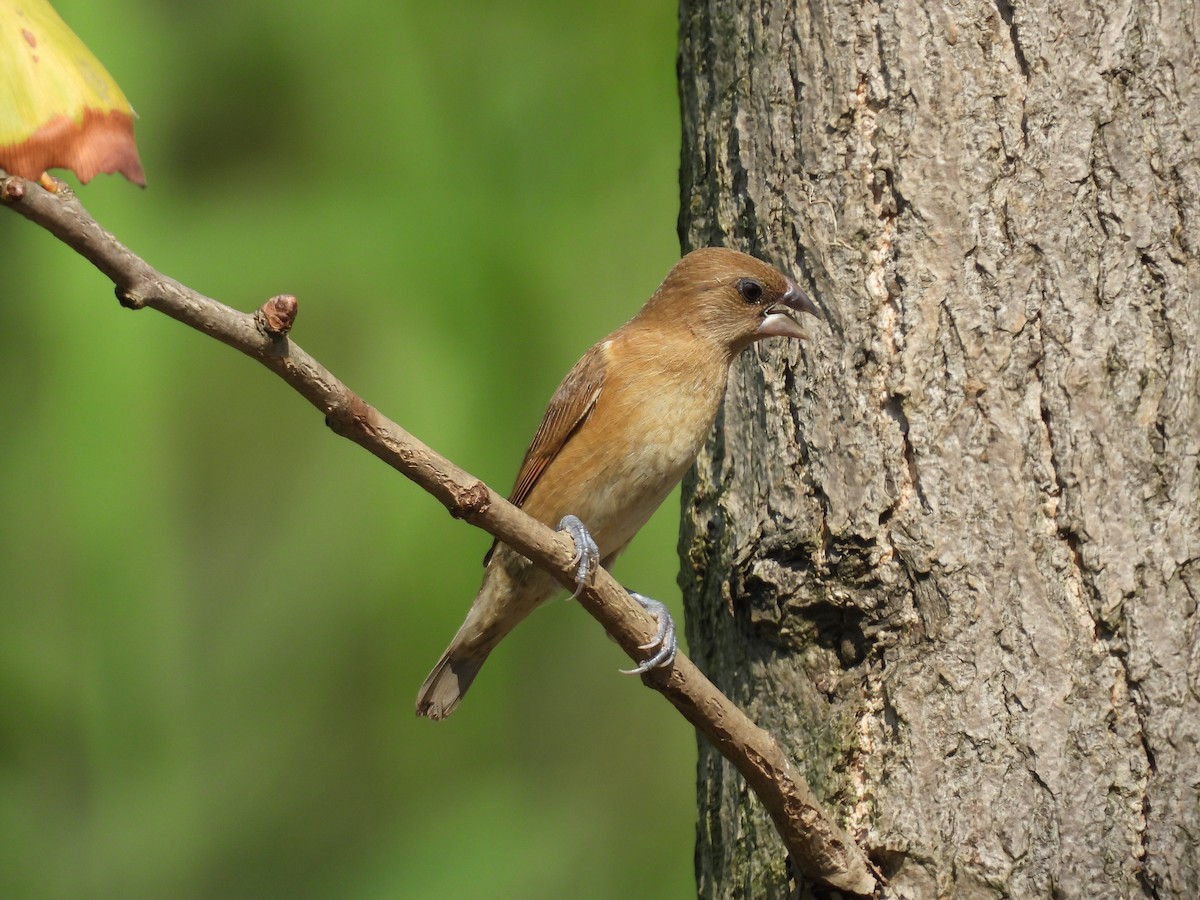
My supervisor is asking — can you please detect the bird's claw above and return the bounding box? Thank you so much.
[556,515,599,599]
[620,591,678,675]
[550,519,676,672]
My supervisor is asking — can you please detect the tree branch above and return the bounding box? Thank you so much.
[1,173,878,896]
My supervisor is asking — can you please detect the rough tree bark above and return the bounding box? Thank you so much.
[677,0,1199,896]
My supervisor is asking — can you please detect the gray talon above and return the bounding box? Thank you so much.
[556,515,599,598]
[620,591,678,675]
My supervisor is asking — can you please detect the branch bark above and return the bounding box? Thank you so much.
[1,173,878,895]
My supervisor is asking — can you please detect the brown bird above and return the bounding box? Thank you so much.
[416,247,820,719]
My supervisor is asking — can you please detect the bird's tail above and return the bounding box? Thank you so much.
[415,645,490,720]
[417,554,552,720]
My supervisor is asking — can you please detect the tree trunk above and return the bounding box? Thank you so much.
[677,0,1200,896]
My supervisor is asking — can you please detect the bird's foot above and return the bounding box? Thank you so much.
[620,591,678,675]
[556,515,599,599]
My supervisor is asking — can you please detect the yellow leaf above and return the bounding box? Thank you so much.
[0,0,144,185]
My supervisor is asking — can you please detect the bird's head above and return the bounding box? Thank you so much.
[640,247,821,356]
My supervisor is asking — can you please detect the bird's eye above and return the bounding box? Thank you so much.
[737,278,764,304]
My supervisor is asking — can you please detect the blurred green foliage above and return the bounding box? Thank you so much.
[0,1,694,897]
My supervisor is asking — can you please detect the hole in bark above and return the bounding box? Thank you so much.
[782,600,869,668]
[870,846,909,880]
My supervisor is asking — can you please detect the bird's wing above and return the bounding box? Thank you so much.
[483,342,608,566]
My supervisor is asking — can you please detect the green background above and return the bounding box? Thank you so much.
[0,2,695,897]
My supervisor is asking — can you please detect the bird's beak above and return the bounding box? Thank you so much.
[756,280,821,340]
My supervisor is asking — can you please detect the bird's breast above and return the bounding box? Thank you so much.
[525,353,727,557]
